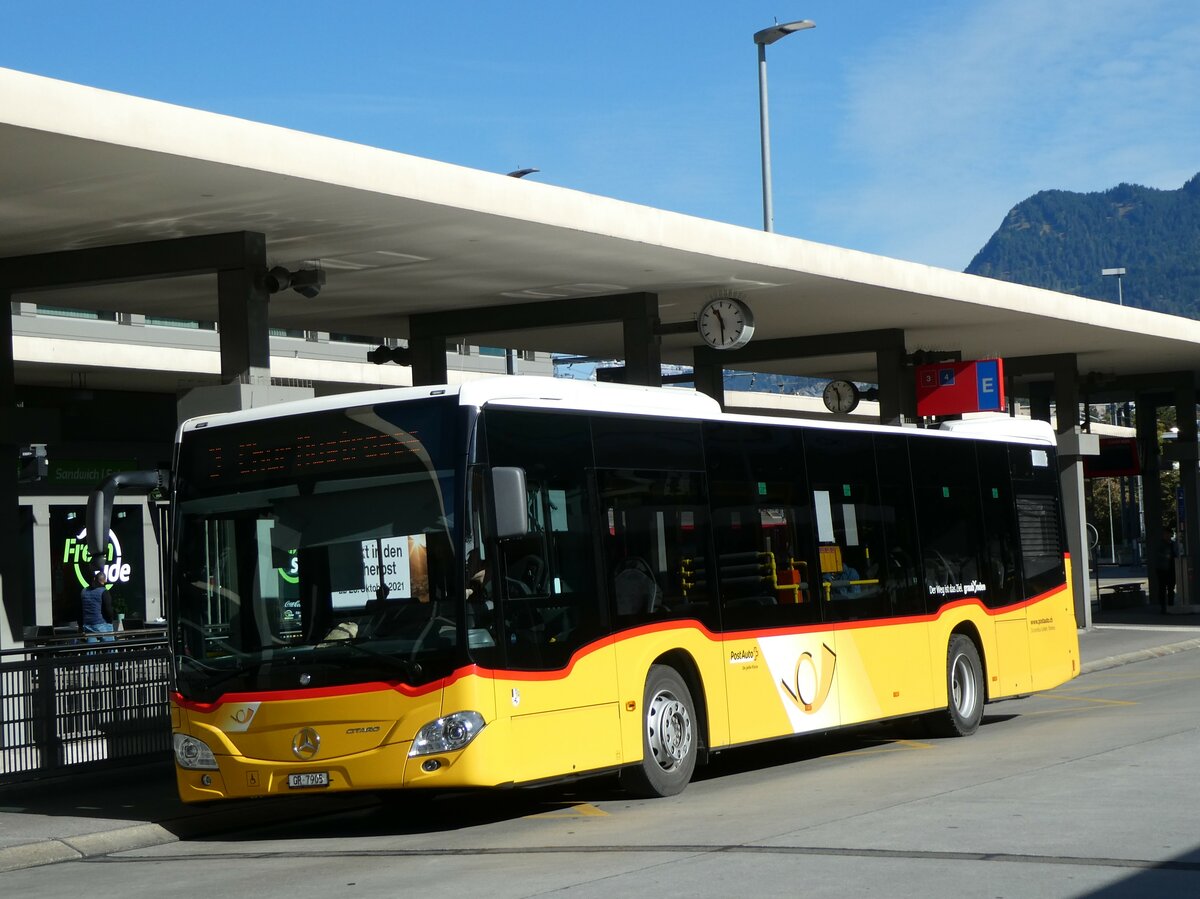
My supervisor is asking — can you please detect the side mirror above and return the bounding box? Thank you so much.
[490,466,528,540]
[87,469,168,560]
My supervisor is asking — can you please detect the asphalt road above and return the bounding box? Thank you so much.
[6,648,1200,897]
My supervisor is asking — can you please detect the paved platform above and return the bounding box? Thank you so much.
[3,620,1199,874]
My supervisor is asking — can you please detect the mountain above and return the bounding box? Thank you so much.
[965,173,1200,317]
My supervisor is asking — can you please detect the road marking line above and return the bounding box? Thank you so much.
[847,740,935,757]
[535,803,609,818]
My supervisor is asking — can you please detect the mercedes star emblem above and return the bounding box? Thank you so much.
[291,727,321,760]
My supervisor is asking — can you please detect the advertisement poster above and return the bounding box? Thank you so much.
[331,534,429,609]
[49,504,145,626]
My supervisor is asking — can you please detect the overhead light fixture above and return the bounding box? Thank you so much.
[262,264,326,298]
[367,345,412,366]
[506,168,540,178]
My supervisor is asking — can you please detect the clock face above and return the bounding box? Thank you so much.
[823,380,860,413]
[698,298,755,350]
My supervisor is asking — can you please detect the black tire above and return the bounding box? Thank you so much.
[621,665,698,798]
[928,634,985,737]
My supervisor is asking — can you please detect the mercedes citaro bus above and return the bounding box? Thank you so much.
[93,376,1078,801]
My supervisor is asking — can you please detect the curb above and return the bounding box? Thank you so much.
[1080,636,1200,674]
[0,791,380,874]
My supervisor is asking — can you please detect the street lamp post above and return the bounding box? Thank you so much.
[754,19,814,233]
[1102,266,1126,305]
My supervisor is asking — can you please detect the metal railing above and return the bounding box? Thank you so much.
[1,633,172,785]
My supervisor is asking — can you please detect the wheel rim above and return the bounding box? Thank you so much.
[646,688,693,771]
[950,652,978,718]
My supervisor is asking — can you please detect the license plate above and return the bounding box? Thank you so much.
[287,772,329,789]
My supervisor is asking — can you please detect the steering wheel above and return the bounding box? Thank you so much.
[505,577,533,597]
[512,555,546,592]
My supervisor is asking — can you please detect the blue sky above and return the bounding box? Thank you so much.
[6,1,1199,270]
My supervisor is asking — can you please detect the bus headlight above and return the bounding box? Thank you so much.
[409,711,486,757]
[173,733,219,770]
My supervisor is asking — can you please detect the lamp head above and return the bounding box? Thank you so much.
[753,19,815,46]
[367,345,411,366]
[289,268,325,299]
[263,265,292,293]
[263,265,325,297]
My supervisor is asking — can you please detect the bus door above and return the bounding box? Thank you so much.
[807,431,932,725]
[596,466,729,755]
[478,410,622,784]
[590,415,728,759]
[704,421,834,745]
[720,503,836,742]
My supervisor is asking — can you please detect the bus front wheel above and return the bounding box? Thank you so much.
[622,665,697,797]
[929,634,984,737]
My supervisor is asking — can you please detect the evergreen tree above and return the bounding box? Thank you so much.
[965,173,1200,317]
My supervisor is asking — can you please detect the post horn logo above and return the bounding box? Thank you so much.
[292,727,321,760]
[781,644,837,713]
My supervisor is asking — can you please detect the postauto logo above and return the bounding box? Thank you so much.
[64,528,131,589]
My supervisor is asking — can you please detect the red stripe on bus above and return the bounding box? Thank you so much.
[173,576,1069,707]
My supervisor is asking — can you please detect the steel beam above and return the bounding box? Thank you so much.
[409,292,662,387]
[693,328,906,370]
[0,232,267,292]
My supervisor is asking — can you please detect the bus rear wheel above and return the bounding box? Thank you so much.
[928,634,984,737]
[622,665,697,798]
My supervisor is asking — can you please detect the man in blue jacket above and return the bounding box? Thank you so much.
[81,569,115,643]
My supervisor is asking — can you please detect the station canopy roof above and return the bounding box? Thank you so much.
[3,66,1200,387]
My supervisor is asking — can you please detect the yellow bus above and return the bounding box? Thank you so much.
[150,376,1078,801]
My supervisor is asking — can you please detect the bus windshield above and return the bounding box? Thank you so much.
[171,396,462,702]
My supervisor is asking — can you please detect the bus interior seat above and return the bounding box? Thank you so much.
[613,558,662,615]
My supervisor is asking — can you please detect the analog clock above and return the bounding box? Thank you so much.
[698,297,755,351]
[823,379,860,413]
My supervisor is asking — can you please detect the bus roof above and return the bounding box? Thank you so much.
[177,376,1055,447]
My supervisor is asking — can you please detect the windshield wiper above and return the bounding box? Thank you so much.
[176,654,272,693]
[336,638,421,680]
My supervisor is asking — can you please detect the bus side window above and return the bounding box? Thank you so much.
[910,436,987,609]
[704,421,819,630]
[874,433,924,617]
[976,441,1021,607]
[1009,442,1066,598]
[483,408,601,671]
[598,469,714,628]
[803,430,891,622]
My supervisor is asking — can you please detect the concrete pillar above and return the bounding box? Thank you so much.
[0,288,19,649]
[622,293,662,387]
[691,352,725,408]
[1053,366,1091,628]
[1137,394,1163,608]
[409,336,448,386]
[31,499,52,630]
[1029,381,1052,424]
[1174,382,1199,606]
[142,499,164,622]
[875,344,910,425]
[216,263,271,386]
